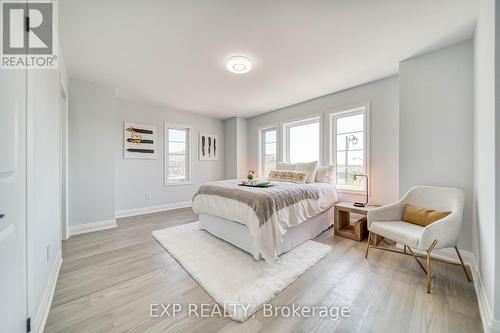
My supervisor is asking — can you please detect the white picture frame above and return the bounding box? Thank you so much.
[198,132,219,161]
[123,122,157,159]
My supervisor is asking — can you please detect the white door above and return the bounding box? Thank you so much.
[0,69,28,331]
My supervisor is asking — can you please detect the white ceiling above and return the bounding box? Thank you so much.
[60,0,477,119]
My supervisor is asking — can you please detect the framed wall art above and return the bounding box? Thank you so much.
[123,122,157,159]
[198,132,219,161]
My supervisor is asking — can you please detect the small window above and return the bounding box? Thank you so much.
[165,122,192,185]
[259,127,277,177]
[330,104,369,192]
[283,116,320,164]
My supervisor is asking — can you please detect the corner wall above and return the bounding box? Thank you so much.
[224,117,247,179]
[399,40,474,251]
[68,78,226,223]
[237,118,248,178]
[68,78,116,227]
[224,117,238,179]
[473,0,499,330]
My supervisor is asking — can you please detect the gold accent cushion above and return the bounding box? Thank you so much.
[402,204,451,227]
[268,170,307,184]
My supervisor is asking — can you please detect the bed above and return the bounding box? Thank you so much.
[192,179,338,263]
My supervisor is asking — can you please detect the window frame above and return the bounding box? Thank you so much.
[164,121,193,186]
[329,102,370,194]
[257,124,279,177]
[282,114,322,165]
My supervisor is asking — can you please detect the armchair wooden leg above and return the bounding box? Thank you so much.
[426,240,438,294]
[455,246,472,282]
[365,232,371,259]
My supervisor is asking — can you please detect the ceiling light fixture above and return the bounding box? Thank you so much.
[226,56,252,74]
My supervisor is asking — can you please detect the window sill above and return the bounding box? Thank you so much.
[336,187,366,195]
[165,181,193,187]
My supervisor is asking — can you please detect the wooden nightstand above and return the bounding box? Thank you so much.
[334,202,383,244]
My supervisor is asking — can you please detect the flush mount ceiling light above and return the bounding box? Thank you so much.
[226,56,252,74]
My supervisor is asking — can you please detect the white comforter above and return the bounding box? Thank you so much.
[192,180,338,263]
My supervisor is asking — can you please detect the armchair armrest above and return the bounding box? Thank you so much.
[367,201,404,227]
[418,213,461,251]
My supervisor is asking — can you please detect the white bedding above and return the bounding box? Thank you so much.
[192,180,338,263]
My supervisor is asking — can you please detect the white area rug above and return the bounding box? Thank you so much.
[152,222,331,321]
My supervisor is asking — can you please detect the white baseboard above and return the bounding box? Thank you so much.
[33,253,62,333]
[468,255,500,333]
[433,248,500,333]
[69,219,117,236]
[432,247,474,265]
[115,201,192,219]
[394,244,473,265]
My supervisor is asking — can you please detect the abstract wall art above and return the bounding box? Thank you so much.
[198,132,219,161]
[123,122,157,159]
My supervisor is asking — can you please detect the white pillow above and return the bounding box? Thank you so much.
[276,162,296,171]
[276,161,318,183]
[294,161,318,183]
[315,165,335,183]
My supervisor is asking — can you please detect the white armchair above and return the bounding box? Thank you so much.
[365,186,471,293]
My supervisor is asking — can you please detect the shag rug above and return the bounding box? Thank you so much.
[152,222,331,321]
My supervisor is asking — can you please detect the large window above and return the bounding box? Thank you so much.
[165,122,192,185]
[283,116,320,164]
[330,104,369,192]
[259,127,277,177]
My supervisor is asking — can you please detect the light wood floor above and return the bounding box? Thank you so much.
[46,208,482,333]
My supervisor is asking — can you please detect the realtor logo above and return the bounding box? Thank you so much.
[1,0,58,69]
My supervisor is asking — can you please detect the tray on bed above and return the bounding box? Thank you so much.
[238,181,274,188]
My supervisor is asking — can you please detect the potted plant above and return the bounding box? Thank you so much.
[246,170,255,185]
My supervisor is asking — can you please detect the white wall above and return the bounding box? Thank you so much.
[224,117,238,179]
[473,0,499,329]
[237,117,248,178]
[224,117,248,179]
[69,78,116,226]
[247,76,399,205]
[399,40,474,251]
[115,98,225,214]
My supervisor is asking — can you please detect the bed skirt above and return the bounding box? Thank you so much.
[198,205,334,260]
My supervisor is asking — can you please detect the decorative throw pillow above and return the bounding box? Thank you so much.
[294,161,318,183]
[315,165,335,183]
[268,170,307,184]
[276,161,318,183]
[402,204,451,227]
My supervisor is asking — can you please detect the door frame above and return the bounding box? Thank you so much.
[0,61,28,333]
